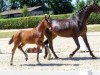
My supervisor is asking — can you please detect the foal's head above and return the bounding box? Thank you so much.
[43,15,51,29]
[36,15,52,31]
[37,15,51,31]
[88,0,100,13]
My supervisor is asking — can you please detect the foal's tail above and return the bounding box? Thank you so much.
[8,35,14,44]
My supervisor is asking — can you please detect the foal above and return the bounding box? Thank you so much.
[9,16,51,65]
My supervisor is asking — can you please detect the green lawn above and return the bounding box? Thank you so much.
[0,25,100,38]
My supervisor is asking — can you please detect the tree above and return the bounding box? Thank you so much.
[21,4,29,17]
[0,0,7,12]
[0,0,4,12]
[18,0,43,8]
[75,0,86,11]
[47,0,74,14]
[9,0,20,9]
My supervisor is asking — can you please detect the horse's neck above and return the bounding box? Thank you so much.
[81,9,91,25]
[76,6,92,26]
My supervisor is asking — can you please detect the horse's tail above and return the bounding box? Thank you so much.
[8,35,14,44]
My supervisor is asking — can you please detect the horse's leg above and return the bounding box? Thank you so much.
[49,40,58,59]
[44,45,51,60]
[44,29,58,59]
[81,35,96,59]
[69,37,80,58]
[44,44,48,59]
[10,45,17,65]
[18,44,28,61]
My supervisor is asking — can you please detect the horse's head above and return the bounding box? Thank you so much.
[88,0,100,13]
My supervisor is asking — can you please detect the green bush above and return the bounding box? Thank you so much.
[0,16,43,29]
[88,13,100,24]
[0,13,100,29]
[21,5,29,17]
[0,14,71,29]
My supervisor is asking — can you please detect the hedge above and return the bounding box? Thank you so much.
[0,13,100,29]
[88,13,100,24]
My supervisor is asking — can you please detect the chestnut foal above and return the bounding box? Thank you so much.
[9,16,51,65]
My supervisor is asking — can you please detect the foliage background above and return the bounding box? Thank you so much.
[0,13,100,29]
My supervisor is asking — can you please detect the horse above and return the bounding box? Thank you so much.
[44,0,100,59]
[8,15,51,65]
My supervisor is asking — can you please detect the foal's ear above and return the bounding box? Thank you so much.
[45,14,48,20]
[48,15,50,19]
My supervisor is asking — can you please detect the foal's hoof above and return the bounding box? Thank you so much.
[92,56,97,59]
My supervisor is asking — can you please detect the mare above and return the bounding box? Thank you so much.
[44,0,100,59]
[9,16,51,65]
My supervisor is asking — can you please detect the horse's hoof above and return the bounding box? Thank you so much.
[55,56,59,59]
[44,56,46,59]
[47,57,51,60]
[69,54,73,58]
[37,62,41,65]
[92,56,97,59]
[25,58,28,61]
[10,63,13,66]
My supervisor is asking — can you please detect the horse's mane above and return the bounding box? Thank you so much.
[72,5,88,16]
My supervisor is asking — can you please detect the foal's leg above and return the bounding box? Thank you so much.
[18,44,28,61]
[10,45,17,65]
[36,46,41,64]
[81,35,96,59]
[70,37,80,58]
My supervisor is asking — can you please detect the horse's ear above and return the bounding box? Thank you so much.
[92,0,96,4]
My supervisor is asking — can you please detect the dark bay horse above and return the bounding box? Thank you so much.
[9,16,51,65]
[44,0,100,59]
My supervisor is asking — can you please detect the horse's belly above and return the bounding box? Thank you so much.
[53,30,74,37]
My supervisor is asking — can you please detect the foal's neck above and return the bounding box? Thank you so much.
[36,20,46,32]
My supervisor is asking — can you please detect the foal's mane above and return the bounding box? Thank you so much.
[36,18,47,30]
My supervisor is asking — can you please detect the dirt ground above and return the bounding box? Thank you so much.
[0,32,100,71]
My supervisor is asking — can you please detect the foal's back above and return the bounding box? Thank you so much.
[13,28,44,44]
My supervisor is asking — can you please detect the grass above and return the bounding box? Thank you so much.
[0,25,100,38]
